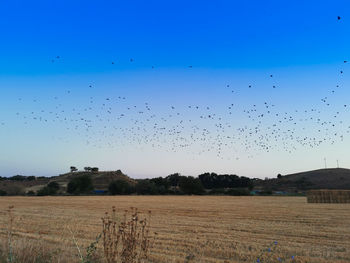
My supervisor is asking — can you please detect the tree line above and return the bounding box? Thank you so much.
[64,172,253,196]
[0,171,254,196]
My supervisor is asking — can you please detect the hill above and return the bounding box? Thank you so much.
[54,170,135,190]
[255,168,350,192]
[0,170,134,194]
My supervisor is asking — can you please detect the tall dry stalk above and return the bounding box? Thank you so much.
[6,205,14,263]
[101,206,153,263]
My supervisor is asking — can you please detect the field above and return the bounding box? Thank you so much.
[0,196,349,263]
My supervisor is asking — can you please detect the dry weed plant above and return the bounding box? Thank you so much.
[101,206,154,263]
[1,206,62,263]
[6,205,14,263]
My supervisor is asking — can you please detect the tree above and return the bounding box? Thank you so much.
[84,167,92,172]
[37,181,60,196]
[9,175,26,181]
[277,174,282,179]
[6,185,25,195]
[48,181,60,191]
[198,173,253,189]
[225,188,251,196]
[91,167,99,173]
[108,180,134,195]
[135,180,157,195]
[165,173,182,187]
[37,186,56,196]
[26,190,35,196]
[70,166,78,173]
[27,176,36,181]
[67,175,94,194]
[150,177,169,194]
[179,176,204,195]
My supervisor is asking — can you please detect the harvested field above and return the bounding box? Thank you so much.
[307,190,350,203]
[0,196,349,262]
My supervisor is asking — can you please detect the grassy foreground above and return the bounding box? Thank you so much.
[0,196,349,262]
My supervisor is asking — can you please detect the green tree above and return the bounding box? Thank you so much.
[91,167,99,173]
[70,166,78,173]
[67,175,94,194]
[135,180,157,195]
[48,181,60,190]
[179,176,204,195]
[108,180,134,195]
[37,186,56,196]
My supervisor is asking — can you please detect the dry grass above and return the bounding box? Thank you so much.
[307,190,350,203]
[0,196,349,262]
[102,207,153,263]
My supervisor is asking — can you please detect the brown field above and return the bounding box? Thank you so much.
[0,196,349,263]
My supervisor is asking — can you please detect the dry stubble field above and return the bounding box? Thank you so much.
[0,196,349,263]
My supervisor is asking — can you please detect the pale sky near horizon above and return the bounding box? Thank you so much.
[1,0,350,179]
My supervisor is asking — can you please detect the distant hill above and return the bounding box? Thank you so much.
[2,168,350,195]
[55,170,135,190]
[255,168,350,191]
[0,170,134,194]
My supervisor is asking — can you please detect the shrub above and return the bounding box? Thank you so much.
[0,190,7,196]
[70,166,78,173]
[179,176,204,195]
[27,176,36,181]
[37,186,56,196]
[102,207,153,263]
[108,180,134,195]
[91,167,99,173]
[207,188,226,195]
[136,180,157,195]
[37,182,60,196]
[47,181,60,191]
[67,175,94,194]
[225,188,251,196]
[8,175,26,181]
[5,185,25,196]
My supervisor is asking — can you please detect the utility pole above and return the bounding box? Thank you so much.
[324,158,327,169]
[337,160,339,168]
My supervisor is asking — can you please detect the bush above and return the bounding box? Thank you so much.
[179,176,204,195]
[9,175,27,181]
[0,189,7,196]
[36,181,61,196]
[5,185,25,195]
[27,176,36,181]
[225,188,251,196]
[150,177,169,194]
[108,180,134,195]
[91,167,99,173]
[136,180,157,195]
[207,188,226,195]
[47,181,60,191]
[26,190,35,196]
[102,208,153,263]
[67,175,94,194]
[37,186,56,196]
[259,189,273,195]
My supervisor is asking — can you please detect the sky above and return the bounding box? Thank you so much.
[0,0,350,179]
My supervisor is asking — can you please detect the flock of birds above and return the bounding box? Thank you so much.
[1,16,348,161]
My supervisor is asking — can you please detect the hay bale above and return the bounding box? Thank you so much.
[307,190,350,203]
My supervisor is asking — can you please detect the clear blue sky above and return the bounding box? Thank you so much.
[0,0,349,178]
